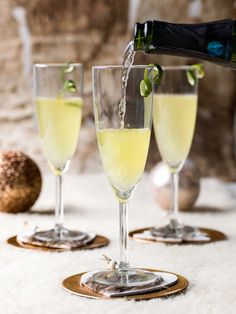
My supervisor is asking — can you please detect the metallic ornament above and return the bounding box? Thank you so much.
[150,159,200,212]
[0,151,42,213]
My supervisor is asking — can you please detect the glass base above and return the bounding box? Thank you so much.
[89,268,159,288]
[151,218,183,239]
[151,220,205,240]
[33,226,90,243]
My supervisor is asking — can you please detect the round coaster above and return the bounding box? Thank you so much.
[129,227,226,245]
[7,235,109,252]
[62,268,189,300]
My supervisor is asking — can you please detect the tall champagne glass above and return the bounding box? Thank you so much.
[152,66,199,239]
[90,65,157,286]
[33,63,90,244]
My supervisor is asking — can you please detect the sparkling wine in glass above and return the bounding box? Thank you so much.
[89,65,158,287]
[33,63,92,245]
[152,65,199,239]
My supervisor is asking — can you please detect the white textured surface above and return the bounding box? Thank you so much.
[0,173,236,314]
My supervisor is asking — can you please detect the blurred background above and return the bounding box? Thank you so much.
[1,0,236,178]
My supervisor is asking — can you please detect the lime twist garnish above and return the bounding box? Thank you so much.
[59,62,77,96]
[140,63,163,97]
[186,63,205,86]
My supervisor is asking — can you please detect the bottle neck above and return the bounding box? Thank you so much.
[231,21,236,66]
[134,19,236,68]
[134,21,153,52]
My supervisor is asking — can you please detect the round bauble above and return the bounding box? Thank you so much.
[0,151,42,213]
[150,159,200,212]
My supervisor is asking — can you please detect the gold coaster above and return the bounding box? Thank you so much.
[129,227,227,245]
[62,268,189,300]
[129,227,226,245]
[7,235,109,252]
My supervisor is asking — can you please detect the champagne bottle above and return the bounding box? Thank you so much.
[134,19,236,69]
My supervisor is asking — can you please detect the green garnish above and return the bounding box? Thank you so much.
[145,63,163,84]
[140,78,152,97]
[62,63,74,74]
[140,63,163,97]
[62,79,77,93]
[186,63,205,86]
[59,62,77,96]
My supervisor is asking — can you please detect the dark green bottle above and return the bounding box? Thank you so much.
[134,19,236,69]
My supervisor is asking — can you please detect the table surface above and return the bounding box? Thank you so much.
[0,173,236,314]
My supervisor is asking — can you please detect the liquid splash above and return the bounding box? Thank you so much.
[119,41,136,128]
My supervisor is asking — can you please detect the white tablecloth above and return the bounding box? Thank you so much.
[0,173,236,314]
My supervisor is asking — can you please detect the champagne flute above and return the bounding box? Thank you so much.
[32,63,92,245]
[88,65,158,287]
[152,65,199,239]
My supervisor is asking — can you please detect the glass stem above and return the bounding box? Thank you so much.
[119,202,129,270]
[55,174,64,231]
[170,171,179,223]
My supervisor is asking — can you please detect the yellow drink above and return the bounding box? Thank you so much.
[153,94,197,171]
[36,97,83,171]
[97,128,150,192]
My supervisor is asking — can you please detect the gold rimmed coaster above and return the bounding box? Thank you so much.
[62,269,189,300]
[7,235,109,252]
[129,227,227,245]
